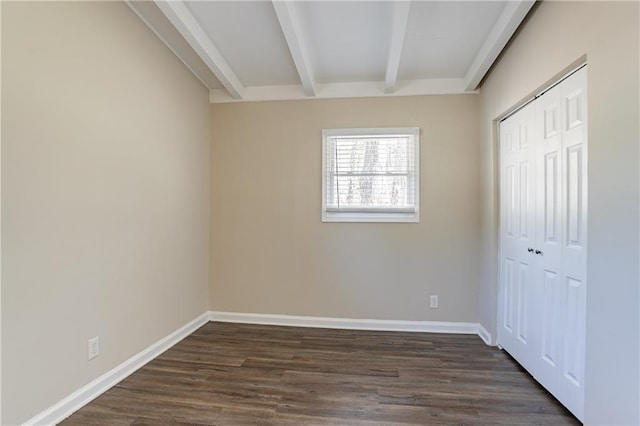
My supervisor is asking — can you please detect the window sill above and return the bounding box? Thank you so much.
[322,211,420,223]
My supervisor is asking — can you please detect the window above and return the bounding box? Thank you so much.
[322,127,420,223]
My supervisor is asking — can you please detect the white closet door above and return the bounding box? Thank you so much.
[499,102,536,372]
[558,67,587,419]
[499,67,587,422]
[534,80,564,397]
[533,67,587,420]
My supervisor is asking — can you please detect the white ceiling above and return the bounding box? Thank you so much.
[127,1,535,103]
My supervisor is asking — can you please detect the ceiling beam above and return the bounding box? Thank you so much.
[154,0,245,99]
[209,78,473,103]
[272,1,316,97]
[384,1,411,94]
[464,0,535,91]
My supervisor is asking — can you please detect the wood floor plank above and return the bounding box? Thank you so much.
[61,322,579,425]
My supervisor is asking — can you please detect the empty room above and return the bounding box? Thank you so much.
[1,0,639,425]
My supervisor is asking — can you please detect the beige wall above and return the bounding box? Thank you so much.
[478,2,639,424]
[210,95,480,322]
[1,2,210,423]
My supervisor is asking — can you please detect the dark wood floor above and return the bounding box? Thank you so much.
[62,322,579,425]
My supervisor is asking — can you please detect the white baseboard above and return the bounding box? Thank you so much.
[209,311,484,336]
[477,323,493,345]
[23,312,210,426]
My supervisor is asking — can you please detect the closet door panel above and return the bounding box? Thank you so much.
[562,68,588,273]
[560,275,586,418]
[537,90,563,261]
[536,268,560,393]
[498,102,536,372]
[534,83,564,395]
[559,67,587,418]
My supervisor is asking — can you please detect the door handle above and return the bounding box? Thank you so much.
[535,250,543,256]
[527,247,534,253]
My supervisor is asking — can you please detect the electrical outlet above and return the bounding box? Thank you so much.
[88,336,100,360]
[430,295,439,308]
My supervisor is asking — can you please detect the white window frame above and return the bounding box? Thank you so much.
[321,127,420,223]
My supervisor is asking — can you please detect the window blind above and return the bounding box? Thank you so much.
[325,133,417,213]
